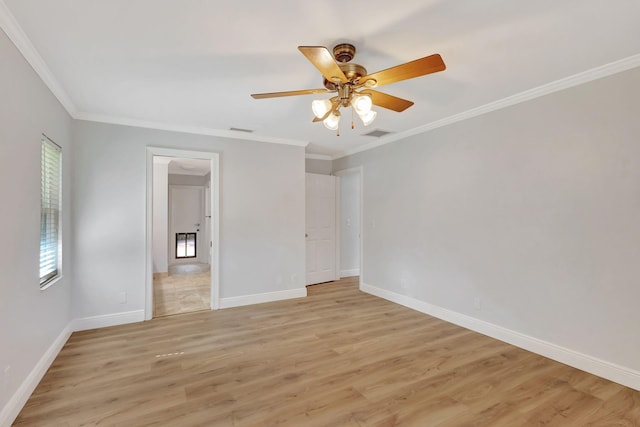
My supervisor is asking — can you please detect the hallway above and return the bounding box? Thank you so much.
[153,263,211,317]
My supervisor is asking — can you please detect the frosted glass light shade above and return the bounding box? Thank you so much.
[323,112,340,130]
[351,95,372,115]
[357,110,377,126]
[312,99,332,118]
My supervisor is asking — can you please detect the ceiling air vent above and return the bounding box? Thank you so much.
[230,127,254,133]
[363,129,393,138]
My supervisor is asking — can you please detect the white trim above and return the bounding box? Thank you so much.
[305,153,333,160]
[219,288,307,309]
[0,323,72,427]
[340,269,360,278]
[76,114,308,148]
[146,147,221,317]
[360,282,640,391]
[0,1,77,116]
[333,54,640,160]
[72,310,145,332]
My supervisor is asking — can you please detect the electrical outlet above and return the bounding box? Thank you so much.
[291,274,297,285]
[119,292,127,304]
[473,297,482,311]
[4,365,11,385]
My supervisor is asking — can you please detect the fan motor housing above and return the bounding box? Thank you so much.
[323,63,368,90]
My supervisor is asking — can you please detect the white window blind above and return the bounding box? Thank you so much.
[40,136,61,287]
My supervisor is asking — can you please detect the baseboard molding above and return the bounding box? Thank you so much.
[361,282,640,391]
[219,288,307,309]
[72,310,145,332]
[340,269,360,278]
[0,323,72,427]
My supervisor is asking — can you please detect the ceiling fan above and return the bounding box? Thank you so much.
[251,43,446,132]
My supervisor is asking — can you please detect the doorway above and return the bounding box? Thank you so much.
[305,173,339,285]
[145,148,220,320]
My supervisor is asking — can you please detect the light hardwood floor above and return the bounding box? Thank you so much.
[15,277,640,426]
[154,263,211,317]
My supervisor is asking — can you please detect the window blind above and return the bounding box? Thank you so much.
[40,137,61,287]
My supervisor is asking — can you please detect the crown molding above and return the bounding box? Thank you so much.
[74,112,309,147]
[333,53,640,160]
[305,153,333,160]
[0,0,77,116]
[0,0,308,149]
[3,0,638,157]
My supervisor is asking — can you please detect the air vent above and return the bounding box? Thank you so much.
[230,127,254,133]
[363,129,393,138]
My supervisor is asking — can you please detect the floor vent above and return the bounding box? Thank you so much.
[230,127,254,133]
[363,129,393,138]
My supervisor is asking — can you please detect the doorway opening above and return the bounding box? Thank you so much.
[145,148,220,320]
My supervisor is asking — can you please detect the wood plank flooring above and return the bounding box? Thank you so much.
[153,263,210,317]
[14,277,640,426]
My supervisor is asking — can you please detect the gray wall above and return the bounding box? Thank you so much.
[305,158,332,175]
[334,67,640,372]
[168,173,208,186]
[72,121,306,318]
[337,171,361,277]
[0,30,73,419]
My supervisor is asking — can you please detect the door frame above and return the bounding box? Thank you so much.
[333,166,364,288]
[145,147,220,319]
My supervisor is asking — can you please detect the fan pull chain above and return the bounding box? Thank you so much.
[351,107,355,129]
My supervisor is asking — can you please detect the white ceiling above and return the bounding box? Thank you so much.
[3,0,640,158]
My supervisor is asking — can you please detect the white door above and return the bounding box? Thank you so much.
[306,173,338,285]
[170,186,204,264]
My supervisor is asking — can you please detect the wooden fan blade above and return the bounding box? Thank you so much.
[298,46,348,84]
[359,90,414,112]
[359,54,445,88]
[251,88,329,99]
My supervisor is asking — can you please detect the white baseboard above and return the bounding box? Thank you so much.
[220,288,307,309]
[361,282,640,391]
[340,269,360,278]
[72,310,145,332]
[0,323,73,427]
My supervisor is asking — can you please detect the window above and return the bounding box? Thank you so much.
[176,232,196,258]
[40,136,61,288]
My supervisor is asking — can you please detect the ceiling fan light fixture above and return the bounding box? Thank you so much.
[312,99,332,119]
[251,44,446,136]
[323,111,341,130]
[351,94,372,115]
[357,109,377,126]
